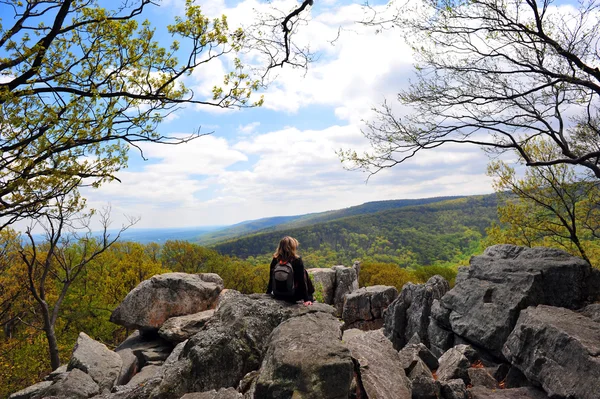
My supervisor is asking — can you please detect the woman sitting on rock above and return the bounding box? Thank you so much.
[266,236,314,306]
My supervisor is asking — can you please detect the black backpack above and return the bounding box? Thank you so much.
[272,260,295,299]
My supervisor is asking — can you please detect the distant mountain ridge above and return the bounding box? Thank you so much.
[196,196,466,245]
[212,194,499,266]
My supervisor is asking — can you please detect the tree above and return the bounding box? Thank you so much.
[16,195,133,370]
[343,0,600,179]
[487,139,600,266]
[0,0,314,228]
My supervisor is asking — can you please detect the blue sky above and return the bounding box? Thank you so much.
[55,0,499,229]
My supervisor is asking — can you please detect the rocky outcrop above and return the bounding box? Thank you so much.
[384,275,450,350]
[8,381,53,399]
[180,389,242,399]
[254,312,353,398]
[468,386,548,399]
[110,273,223,331]
[503,305,600,399]
[307,268,336,304]
[68,332,123,393]
[433,245,598,358]
[342,285,397,330]
[346,329,411,399]
[332,265,359,316]
[158,309,215,342]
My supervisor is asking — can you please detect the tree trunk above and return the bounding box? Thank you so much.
[41,303,61,370]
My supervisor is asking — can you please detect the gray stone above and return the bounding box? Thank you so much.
[125,365,162,387]
[198,273,224,286]
[579,302,600,323]
[384,275,450,350]
[255,312,353,398]
[307,268,337,304]
[332,266,359,317]
[68,332,122,393]
[439,379,467,399]
[503,305,600,399]
[467,386,549,399]
[503,366,531,388]
[342,285,397,330]
[341,328,365,342]
[116,348,138,386]
[467,368,497,389]
[346,329,411,399]
[115,331,174,368]
[154,292,336,398]
[158,310,215,343]
[110,273,223,331]
[44,365,68,382]
[398,343,439,371]
[179,388,242,398]
[40,368,99,399]
[8,381,53,399]
[427,320,454,358]
[441,245,594,357]
[407,358,439,399]
[436,346,471,384]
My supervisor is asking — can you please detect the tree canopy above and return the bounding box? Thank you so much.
[0,0,313,229]
[343,0,600,179]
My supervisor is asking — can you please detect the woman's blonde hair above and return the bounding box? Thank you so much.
[273,236,299,261]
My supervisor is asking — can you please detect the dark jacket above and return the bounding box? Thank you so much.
[266,256,313,302]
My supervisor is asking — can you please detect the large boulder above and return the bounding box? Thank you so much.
[503,305,600,399]
[435,245,597,357]
[158,309,215,342]
[254,312,353,398]
[180,389,242,399]
[384,275,450,350]
[68,332,122,393]
[307,268,337,304]
[346,329,411,399]
[342,285,397,330]
[110,273,223,331]
[332,266,359,316]
[39,368,100,399]
[154,292,337,398]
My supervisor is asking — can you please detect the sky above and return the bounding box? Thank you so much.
[79,0,496,229]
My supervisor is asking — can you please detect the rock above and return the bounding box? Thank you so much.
[342,285,397,330]
[436,346,472,384]
[8,381,53,399]
[179,388,242,398]
[467,368,497,389]
[238,370,259,396]
[68,332,122,393]
[503,305,600,399]
[346,329,412,399]
[407,358,439,399]
[427,319,455,358]
[110,273,223,331]
[332,266,359,317]
[579,302,600,322]
[40,368,100,399]
[467,386,549,398]
[158,310,215,343]
[116,348,138,385]
[115,331,174,368]
[125,365,162,387]
[439,379,467,399]
[198,273,224,286]
[307,268,337,304]
[440,245,594,357]
[254,312,353,398]
[155,292,336,398]
[485,363,510,384]
[44,365,68,382]
[503,366,531,388]
[397,343,439,372]
[342,328,365,342]
[384,275,450,350]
